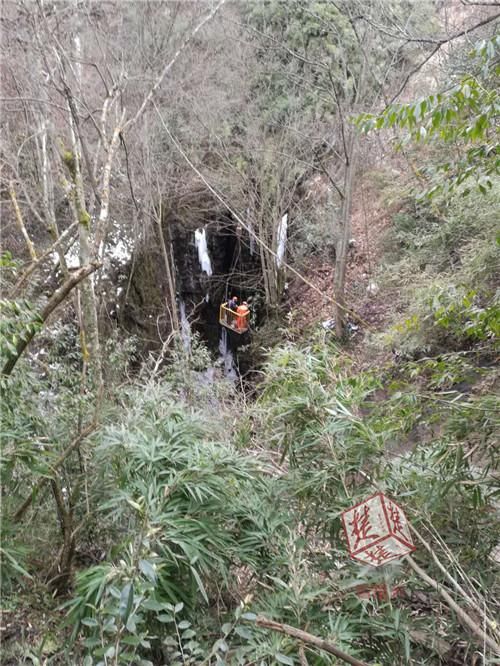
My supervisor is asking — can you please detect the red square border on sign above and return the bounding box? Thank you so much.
[341,492,415,567]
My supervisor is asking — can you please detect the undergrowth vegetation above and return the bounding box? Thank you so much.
[2,145,500,664]
[377,184,499,357]
[1,9,499,666]
[2,205,499,663]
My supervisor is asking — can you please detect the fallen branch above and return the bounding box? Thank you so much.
[409,524,500,639]
[253,615,371,666]
[357,468,499,646]
[298,644,309,666]
[2,262,101,376]
[389,11,500,102]
[408,630,451,659]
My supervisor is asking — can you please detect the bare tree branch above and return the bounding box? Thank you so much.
[11,221,78,297]
[406,555,500,654]
[390,11,500,102]
[460,0,500,5]
[253,616,371,666]
[123,0,227,131]
[0,97,69,112]
[2,262,101,377]
[8,182,37,261]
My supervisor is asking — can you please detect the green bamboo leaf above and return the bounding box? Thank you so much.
[242,612,257,621]
[235,626,252,639]
[139,559,156,583]
[119,583,134,622]
[104,646,115,658]
[190,565,208,603]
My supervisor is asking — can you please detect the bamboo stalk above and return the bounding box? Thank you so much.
[405,555,500,655]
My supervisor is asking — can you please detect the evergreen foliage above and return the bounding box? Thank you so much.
[1,2,499,665]
[358,36,500,197]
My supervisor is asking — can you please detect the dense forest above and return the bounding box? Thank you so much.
[1,1,499,664]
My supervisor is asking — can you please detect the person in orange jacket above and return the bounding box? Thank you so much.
[236,301,249,332]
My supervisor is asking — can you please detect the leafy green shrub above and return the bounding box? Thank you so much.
[101,330,138,388]
[378,185,499,357]
[0,298,42,369]
[68,386,290,662]
[0,522,31,592]
[251,337,500,663]
[460,234,500,290]
[257,342,387,538]
[382,184,500,276]
[389,282,499,355]
[358,35,500,198]
[290,206,338,262]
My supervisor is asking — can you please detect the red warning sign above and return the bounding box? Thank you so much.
[342,492,415,566]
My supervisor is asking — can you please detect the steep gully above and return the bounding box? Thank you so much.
[118,210,268,377]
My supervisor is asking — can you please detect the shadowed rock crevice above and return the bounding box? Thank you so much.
[120,195,260,354]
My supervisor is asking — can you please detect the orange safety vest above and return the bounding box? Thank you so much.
[236,304,249,331]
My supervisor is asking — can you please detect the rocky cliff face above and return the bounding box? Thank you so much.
[119,201,260,355]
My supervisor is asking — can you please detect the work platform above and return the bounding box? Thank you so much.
[219,304,249,334]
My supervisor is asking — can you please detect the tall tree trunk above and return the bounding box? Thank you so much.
[39,117,71,278]
[258,212,273,306]
[65,26,103,390]
[8,182,37,261]
[334,132,359,338]
[333,39,366,338]
[47,478,75,595]
[66,111,103,388]
[156,203,179,333]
